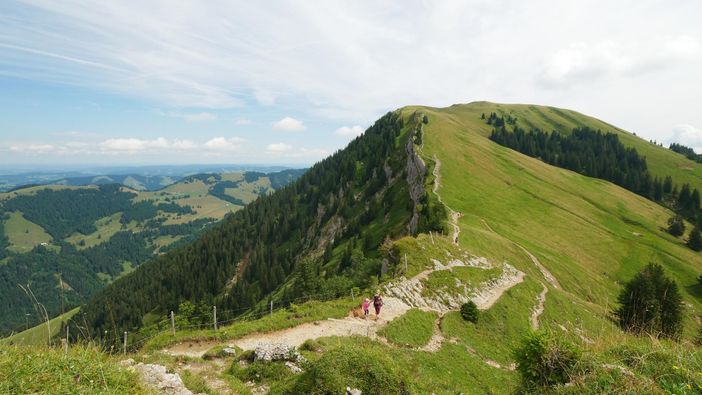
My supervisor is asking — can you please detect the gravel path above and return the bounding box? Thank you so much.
[530,284,548,330]
[164,297,411,358]
[432,155,462,245]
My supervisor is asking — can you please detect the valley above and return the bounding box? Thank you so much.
[0,169,304,336]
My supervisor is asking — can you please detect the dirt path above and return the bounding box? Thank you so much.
[180,359,231,394]
[530,284,548,330]
[164,297,411,358]
[432,155,462,245]
[165,253,524,359]
[481,219,561,290]
[418,317,445,352]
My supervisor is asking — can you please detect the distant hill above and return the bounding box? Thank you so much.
[0,164,295,192]
[0,168,304,335]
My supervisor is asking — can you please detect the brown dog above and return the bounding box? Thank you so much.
[350,307,364,318]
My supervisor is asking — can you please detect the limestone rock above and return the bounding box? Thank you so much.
[253,343,304,363]
[134,363,192,395]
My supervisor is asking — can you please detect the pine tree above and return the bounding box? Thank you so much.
[616,263,683,338]
[663,176,673,194]
[667,216,685,237]
[688,226,702,252]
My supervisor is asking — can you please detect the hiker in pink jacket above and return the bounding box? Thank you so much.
[362,298,370,317]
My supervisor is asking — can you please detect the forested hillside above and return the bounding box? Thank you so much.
[8,102,702,393]
[73,112,446,344]
[0,169,303,335]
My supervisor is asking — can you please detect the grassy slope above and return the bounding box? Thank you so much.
[3,211,53,253]
[378,309,437,347]
[0,344,148,394]
[410,103,701,323]
[448,101,702,191]
[1,308,79,346]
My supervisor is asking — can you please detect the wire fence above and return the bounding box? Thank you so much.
[55,288,363,355]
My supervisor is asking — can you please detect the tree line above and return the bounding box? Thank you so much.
[669,142,702,163]
[487,117,702,251]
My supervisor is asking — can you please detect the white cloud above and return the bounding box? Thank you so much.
[538,35,702,87]
[254,90,276,106]
[291,148,329,159]
[9,143,56,153]
[0,0,701,153]
[203,137,246,151]
[172,139,198,150]
[100,137,169,152]
[266,142,293,152]
[161,111,218,122]
[272,117,306,132]
[665,124,702,153]
[181,112,218,122]
[335,125,364,137]
[50,130,101,138]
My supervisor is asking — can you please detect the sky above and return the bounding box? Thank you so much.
[1,0,701,167]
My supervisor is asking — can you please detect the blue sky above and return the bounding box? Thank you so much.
[1,1,701,167]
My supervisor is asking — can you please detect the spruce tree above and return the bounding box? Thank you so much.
[688,226,702,251]
[616,263,683,338]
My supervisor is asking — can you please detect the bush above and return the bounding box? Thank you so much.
[667,216,685,237]
[300,339,322,352]
[513,331,581,388]
[237,349,255,362]
[460,301,478,323]
[285,343,413,394]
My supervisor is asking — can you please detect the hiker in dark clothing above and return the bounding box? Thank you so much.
[373,293,383,318]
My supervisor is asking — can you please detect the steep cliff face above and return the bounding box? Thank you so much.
[405,125,427,235]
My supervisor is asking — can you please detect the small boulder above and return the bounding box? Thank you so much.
[346,386,362,395]
[221,347,237,357]
[254,343,304,363]
[285,361,302,374]
[119,358,135,367]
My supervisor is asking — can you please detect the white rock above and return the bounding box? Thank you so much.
[134,363,192,395]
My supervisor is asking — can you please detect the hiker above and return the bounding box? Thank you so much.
[362,298,370,317]
[373,292,383,318]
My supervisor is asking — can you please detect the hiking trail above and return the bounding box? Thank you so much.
[481,219,561,290]
[530,284,548,330]
[432,155,462,245]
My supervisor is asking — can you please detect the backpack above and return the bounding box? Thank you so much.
[373,295,383,306]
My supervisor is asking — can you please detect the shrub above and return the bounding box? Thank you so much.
[513,331,581,388]
[231,361,290,383]
[237,349,255,362]
[286,343,413,394]
[300,339,322,352]
[460,301,479,323]
[667,216,685,237]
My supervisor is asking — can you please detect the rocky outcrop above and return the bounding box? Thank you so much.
[129,362,192,395]
[254,343,305,363]
[405,127,427,235]
[384,257,525,313]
